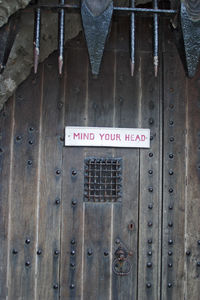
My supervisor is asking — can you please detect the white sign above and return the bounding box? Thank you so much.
[65,126,150,148]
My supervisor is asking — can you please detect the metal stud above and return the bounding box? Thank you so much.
[149,152,153,157]
[147,262,152,268]
[168,282,173,288]
[0,148,3,154]
[12,249,18,254]
[37,249,42,255]
[168,239,173,245]
[70,283,75,289]
[56,169,61,175]
[168,263,173,268]
[104,251,109,256]
[72,170,77,176]
[71,239,76,245]
[146,282,151,288]
[149,118,154,125]
[168,250,173,256]
[169,188,173,193]
[186,250,191,256]
[70,262,75,268]
[168,222,173,227]
[148,204,153,209]
[150,135,154,141]
[169,169,174,175]
[25,238,31,244]
[53,284,58,290]
[29,127,34,132]
[148,239,152,244]
[148,251,152,256]
[169,104,174,109]
[148,221,153,227]
[169,205,173,210]
[148,170,153,175]
[54,250,59,256]
[197,240,200,245]
[169,120,174,126]
[71,250,75,256]
[27,160,33,166]
[87,249,93,256]
[16,135,22,141]
[169,153,174,159]
[115,238,120,244]
[72,199,77,206]
[148,187,153,192]
[169,137,174,142]
[25,261,31,266]
[55,198,60,205]
[197,262,200,267]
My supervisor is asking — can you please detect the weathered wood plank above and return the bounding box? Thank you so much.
[36,52,64,299]
[8,67,42,299]
[138,51,161,300]
[184,70,200,299]
[112,17,139,300]
[0,97,14,299]
[161,49,187,299]
[60,37,89,299]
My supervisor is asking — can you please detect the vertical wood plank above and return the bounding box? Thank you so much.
[184,71,200,299]
[112,17,139,300]
[0,97,14,299]
[138,51,161,300]
[8,67,42,299]
[36,52,64,299]
[162,49,187,299]
[60,35,88,299]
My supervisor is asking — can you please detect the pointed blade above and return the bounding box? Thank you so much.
[81,0,113,75]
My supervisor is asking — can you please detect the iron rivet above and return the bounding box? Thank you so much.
[168,263,173,268]
[72,200,77,206]
[55,198,60,205]
[104,251,109,256]
[169,188,173,193]
[197,262,200,267]
[148,170,153,175]
[12,249,18,254]
[29,127,34,132]
[149,152,153,158]
[56,169,61,175]
[72,170,77,176]
[71,239,76,245]
[70,262,75,268]
[115,239,120,244]
[147,262,152,268]
[16,135,22,141]
[87,249,93,256]
[54,250,59,255]
[0,148,3,154]
[57,101,63,110]
[37,249,42,255]
[169,104,174,109]
[148,251,152,256]
[169,137,174,142]
[148,204,153,209]
[169,205,173,210]
[149,118,154,125]
[27,160,32,166]
[25,261,31,266]
[148,239,152,244]
[168,239,173,245]
[71,250,75,256]
[70,283,75,289]
[186,250,191,256]
[169,120,174,126]
[197,240,200,245]
[25,238,31,244]
[150,135,154,141]
[169,153,174,159]
[148,221,153,227]
[29,140,33,145]
[168,251,173,256]
[60,136,64,142]
[169,169,174,175]
[168,222,173,227]
[168,283,173,288]
[146,282,151,288]
[148,187,153,192]
[53,284,58,289]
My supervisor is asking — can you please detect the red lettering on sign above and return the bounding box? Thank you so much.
[116,134,121,141]
[141,135,145,141]
[74,133,80,139]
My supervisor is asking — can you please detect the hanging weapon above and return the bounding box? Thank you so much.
[153,0,158,77]
[33,6,41,74]
[58,0,65,75]
[130,0,135,76]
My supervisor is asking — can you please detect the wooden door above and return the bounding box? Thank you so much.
[0,16,200,300]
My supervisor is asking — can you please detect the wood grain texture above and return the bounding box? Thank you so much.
[8,66,42,299]
[0,97,14,299]
[184,70,200,299]
[162,42,187,300]
[36,52,64,300]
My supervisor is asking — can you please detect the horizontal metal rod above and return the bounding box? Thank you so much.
[29,4,177,15]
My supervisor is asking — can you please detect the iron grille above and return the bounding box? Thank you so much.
[84,158,122,202]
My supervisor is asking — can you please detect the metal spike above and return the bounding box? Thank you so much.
[33,7,41,74]
[58,0,65,75]
[130,0,135,76]
[153,0,158,77]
